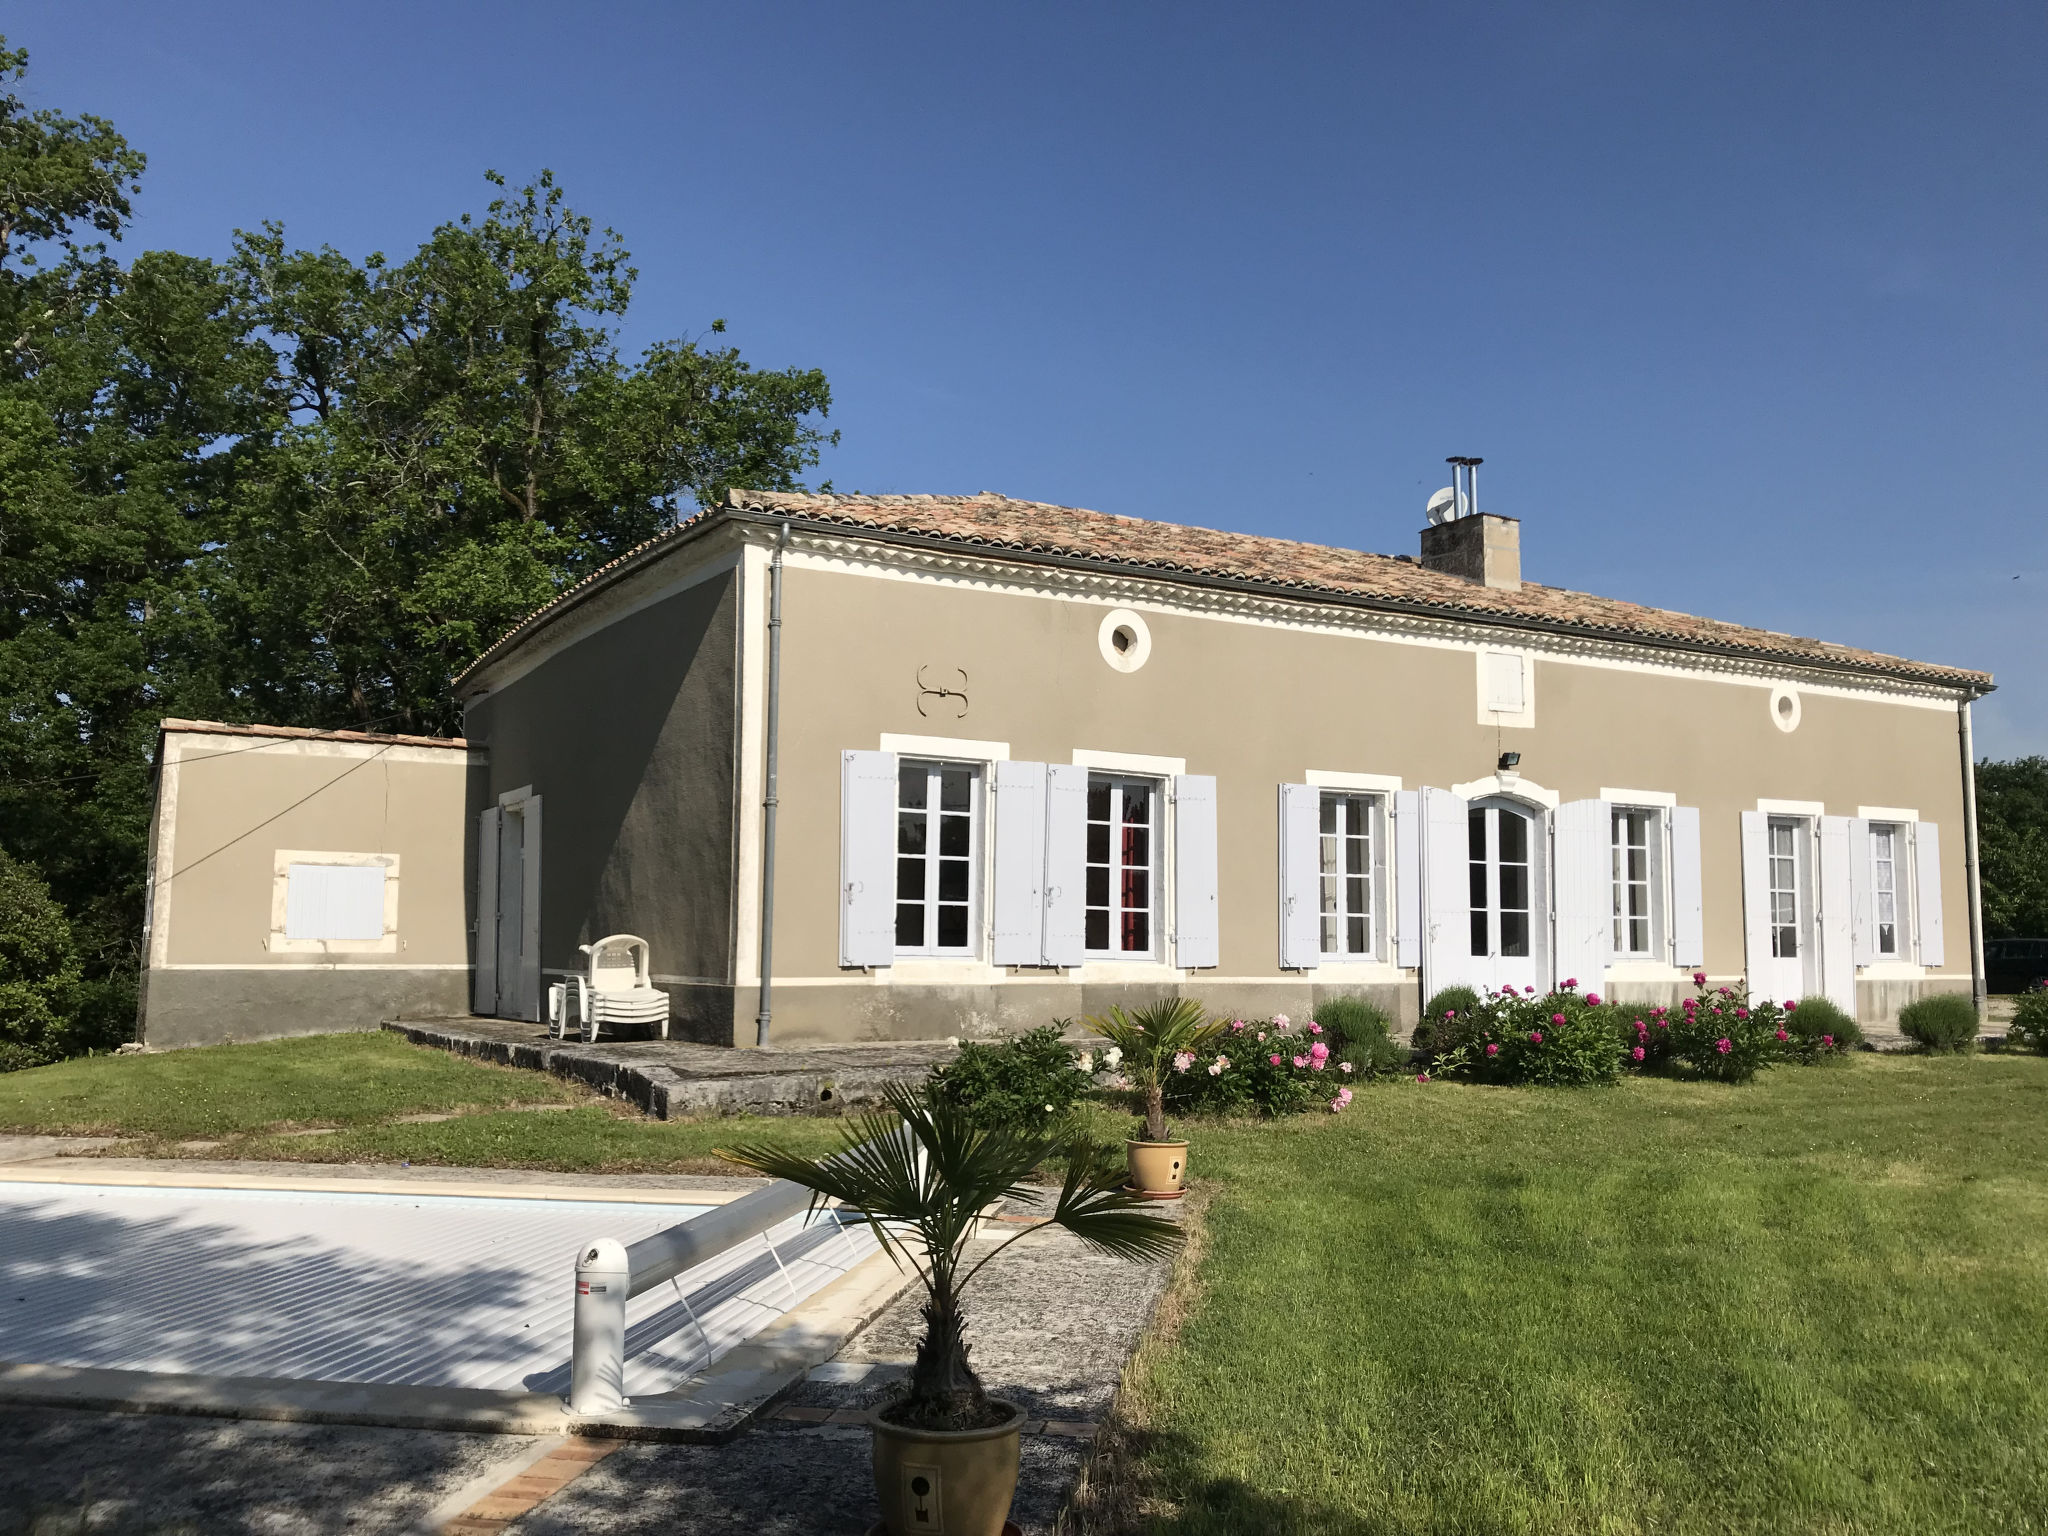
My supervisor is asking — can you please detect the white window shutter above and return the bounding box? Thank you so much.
[474,807,500,1014]
[1174,775,1220,969]
[1848,818,1876,965]
[1913,821,1945,967]
[519,796,543,1022]
[1421,787,1473,999]
[1394,789,1421,969]
[1552,799,1612,991]
[839,750,898,968]
[1277,784,1320,970]
[1817,814,1855,1015]
[1670,806,1704,969]
[1041,763,1089,966]
[1739,810,1771,986]
[990,761,1048,966]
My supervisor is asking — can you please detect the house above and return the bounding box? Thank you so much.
[138,486,1993,1050]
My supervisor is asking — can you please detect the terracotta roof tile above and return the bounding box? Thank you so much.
[161,719,473,750]
[458,490,1993,693]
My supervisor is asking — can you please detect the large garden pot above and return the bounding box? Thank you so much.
[870,1399,1022,1536]
[1125,1138,1188,1199]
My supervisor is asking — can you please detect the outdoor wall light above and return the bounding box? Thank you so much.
[1497,751,1521,773]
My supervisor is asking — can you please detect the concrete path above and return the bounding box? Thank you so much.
[386,1018,956,1119]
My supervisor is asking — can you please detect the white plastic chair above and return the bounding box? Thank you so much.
[546,934,669,1042]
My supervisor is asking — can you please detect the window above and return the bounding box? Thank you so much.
[1612,808,1655,955]
[1767,817,1801,959]
[895,759,980,954]
[1086,774,1157,955]
[270,850,399,953]
[1485,653,1526,713]
[1318,793,1380,957]
[1871,822,1901,957]
[1469,805,1532,958]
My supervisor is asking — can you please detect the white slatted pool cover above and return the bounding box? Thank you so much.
[0,1182,877,1396]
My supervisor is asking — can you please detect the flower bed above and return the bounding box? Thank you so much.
[1165,1013,1367,1117]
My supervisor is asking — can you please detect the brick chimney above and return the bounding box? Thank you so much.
[1420,513,1521,591]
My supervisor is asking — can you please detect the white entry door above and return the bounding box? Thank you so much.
[1466,797,1546,993]
[1749,814,1815,1003]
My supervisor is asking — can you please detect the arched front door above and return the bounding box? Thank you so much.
[1466,796,1547,993]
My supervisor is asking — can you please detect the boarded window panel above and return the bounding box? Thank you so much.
[1485,653,1525,713]
[1172,775,1219,970]
[1913,821,1945,968]
[286,864,386,941]
[1669,806,1704,968]
[1277,784,1321,970]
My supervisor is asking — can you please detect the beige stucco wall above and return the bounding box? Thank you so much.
[140,732,486,1048]
[743,556,1974,1043]
[460,565,741,1043]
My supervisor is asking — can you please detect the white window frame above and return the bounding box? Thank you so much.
[1869,820,1905,959]
[1317,790,1386,962]
[270,850,399,954]
[892,758,984,959]
[1084,772,1162,960]
[1766,815,1806,961]
[1609,805,1664,959]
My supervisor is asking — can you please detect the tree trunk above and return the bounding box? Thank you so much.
[1144,1082,1167,1143]
[890,1284,997,1431]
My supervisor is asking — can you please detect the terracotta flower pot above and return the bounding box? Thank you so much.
[870,1399,1022,1536]
[1126,1138,1188,1199]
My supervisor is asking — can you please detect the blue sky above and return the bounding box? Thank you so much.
[14,2,2044,753]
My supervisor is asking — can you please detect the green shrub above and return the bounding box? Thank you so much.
[1426,982,1625,1087]
[2007,988,2048,1053]
[0,851,82,1074]
[927,1024,1093,1132]
[1588,1000,1680,1070]
[1898,993,1981,1054]
[1311,995,1408,1075]
[1167,1012,1362,1118]
[1416,986,1482,1050]
[1783,995,1862,1060]
[1664,979,1794,1082]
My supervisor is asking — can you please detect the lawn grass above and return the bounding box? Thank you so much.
[1110,1053,2048,1534]
[227,1103,855,1173]
[0,1031,583,1139]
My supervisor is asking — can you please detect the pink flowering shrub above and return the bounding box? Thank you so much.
[1665,977,1791,1082]
[1423,978,1624,1086]
[1167,1011,1362,1118]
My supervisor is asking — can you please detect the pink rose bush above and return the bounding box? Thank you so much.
[1421,977,1625,1086]
[1167,998,1398,1116]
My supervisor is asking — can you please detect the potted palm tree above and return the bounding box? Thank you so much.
[1085,997,1225,1199]
[719,1081,1179,1536]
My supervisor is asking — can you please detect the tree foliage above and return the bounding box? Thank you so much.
[1979,756,2048,939]
[0,35,835,1061]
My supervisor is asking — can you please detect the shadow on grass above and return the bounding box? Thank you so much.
[1065,1422,1390,1536]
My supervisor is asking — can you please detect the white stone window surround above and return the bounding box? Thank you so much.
[1097,608,1153,673]
[1758,797,1826,816]
[270,850,400,954]
[1451,773,1560,810]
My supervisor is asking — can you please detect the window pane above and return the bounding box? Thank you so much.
[1500,864,1529,912]
[1469,809,1486,859]
[1121,866,1148,913]
[1347,914,1366,953]
[1320,796,1338,834]
[939,767,971,812]
[1122,785,1151,825]
[1087,780,1110,819]
[1471,910,1488,957]
[1122,910,1150,952]
[896,858,924,900]
[1499,811,1528,864]
[1346,835,1366,876]
[938,859,969,902]
[1086,866,1109,906]
[898,813,926,856]
[1501,911,1529,957]
[938,813,970,857]
[895,905,922,946]
[1322,912,1339,951]
[1629,916,1648,952]
[1123,826,1150,868]
[1087,822,1109,863]
[936,905,968,948]
[1085,910,1109,950]
[898,765,928,809]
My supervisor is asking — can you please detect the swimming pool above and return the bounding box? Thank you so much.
[0,1180,875,1397]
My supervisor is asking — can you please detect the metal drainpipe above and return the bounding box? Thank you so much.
[754,522,789,1048]
[1959,696,1988,1019]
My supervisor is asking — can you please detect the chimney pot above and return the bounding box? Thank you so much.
[1420,513,1521,590]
